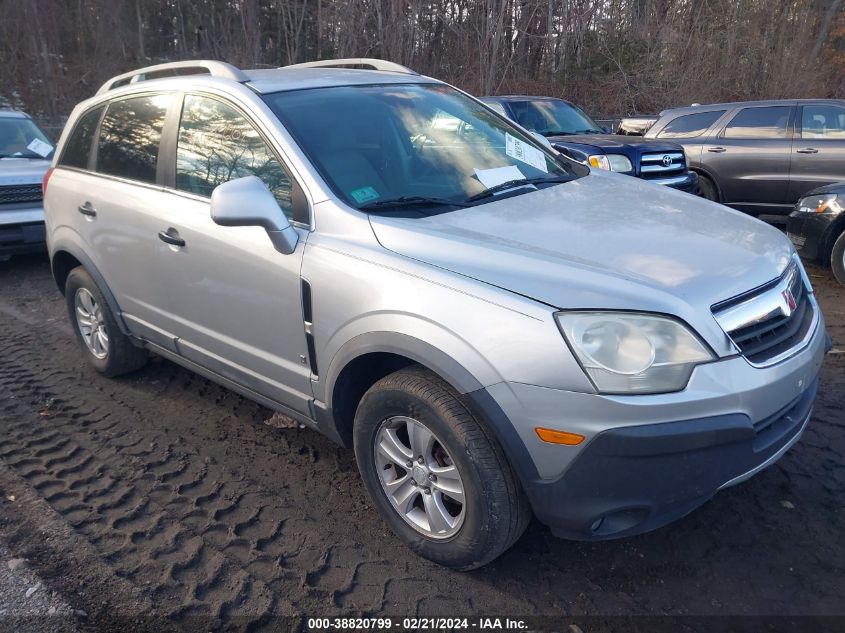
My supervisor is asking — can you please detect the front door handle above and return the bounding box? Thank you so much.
[707,146,726,153]
[796,147,819,154]
[158,228,186,247]
[77,202,97,217]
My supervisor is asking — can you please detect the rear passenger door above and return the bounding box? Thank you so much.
[76,93,182,349]
[155,93,313,414]
[788,103,845,201]
[703,105,795,211]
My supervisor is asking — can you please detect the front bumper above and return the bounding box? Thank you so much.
[474,314,828,541]
[0,206,46,255]
[642,170,699,194]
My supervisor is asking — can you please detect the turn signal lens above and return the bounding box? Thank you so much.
[535,427,585,445]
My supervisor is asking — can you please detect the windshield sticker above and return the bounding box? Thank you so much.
[505,133,548,173]
[474,165,525,190]
[349,186,380,204]
[26,138,53,158]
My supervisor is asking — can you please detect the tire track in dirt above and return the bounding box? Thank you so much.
[0,308,497,626]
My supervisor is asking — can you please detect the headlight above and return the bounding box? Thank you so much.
[588,154,633,172]
[556,312,714,394]
[796,193,843,215]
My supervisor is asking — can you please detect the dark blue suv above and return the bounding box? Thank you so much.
[481,96,699,194]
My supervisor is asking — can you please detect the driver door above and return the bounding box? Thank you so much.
[155,94,313,414]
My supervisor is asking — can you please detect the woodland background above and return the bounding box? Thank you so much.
[1,0,844,131]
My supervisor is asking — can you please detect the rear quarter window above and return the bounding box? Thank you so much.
[657,110,725,138]
[96,95,171,184]
[58,106,104,169]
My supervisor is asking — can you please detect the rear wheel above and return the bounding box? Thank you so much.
[832,231,845,285]
[697,173,719,202]
[353,366,530,570]
[65,266,147,376]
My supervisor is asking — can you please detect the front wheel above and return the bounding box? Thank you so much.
[353,366,530,570]
[832,231,845,285]
[697,173,719,202]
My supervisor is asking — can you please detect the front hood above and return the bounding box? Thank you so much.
[549,134,683,153]
[369,171,793,319]
[0,158,51,185]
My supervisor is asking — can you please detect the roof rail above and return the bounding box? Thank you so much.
[95,60,249,95]
[282,58,417,75]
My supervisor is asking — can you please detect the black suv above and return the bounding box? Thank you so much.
[646,99,845,215]
[481,96,698,194]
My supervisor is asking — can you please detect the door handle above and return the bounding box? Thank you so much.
[77,202,97,217]
[158,228,186,247]
[796,147,818,154]
[707,147,726,153]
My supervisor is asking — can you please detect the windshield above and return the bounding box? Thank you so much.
[508,100,603,136]
[0,117,54,159]
[263,84,581,211]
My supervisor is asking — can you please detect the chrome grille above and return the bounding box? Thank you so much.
[639,152,685,178]
[0,184,42,205]
[712,262,816,366]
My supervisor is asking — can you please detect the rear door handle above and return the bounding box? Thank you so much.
[707,146,726,153]
[158,228,186,247]
[77,202,97,217]
[796,147,818,154]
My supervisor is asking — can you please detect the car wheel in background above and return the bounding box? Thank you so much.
[831,231,845,285]
[353,366,530,570]
[65,266,148,376]
[697,174,719,202]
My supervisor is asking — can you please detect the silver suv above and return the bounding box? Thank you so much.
[45,59,829,569]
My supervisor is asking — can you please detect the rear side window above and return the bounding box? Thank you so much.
[176,94,300,221]
[59,106,104,169]
[657,110,725,138]
[801,104,845,139]
[96,95,170,184]
[723,106,791,139]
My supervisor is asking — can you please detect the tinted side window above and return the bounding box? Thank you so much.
[801,104,845,139]
[176,95,298,221]
[723,106,791,139]
[59,106,104,169]
[96,95,170,184]
[657,110,725,138]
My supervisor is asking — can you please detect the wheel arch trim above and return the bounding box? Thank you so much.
[49,237,131,336]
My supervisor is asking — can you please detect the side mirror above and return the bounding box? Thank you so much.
[529,131,554,150]
[210,176,299,255]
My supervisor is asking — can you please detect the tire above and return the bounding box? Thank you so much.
[65,266,147,377]
[353,366,530,570]
[832,231,845,285]
[697,173,719,202]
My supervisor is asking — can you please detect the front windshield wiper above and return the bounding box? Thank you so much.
[0,153,47,159]
[464,176,570,204]
[542,130,576,137]
[358,195,470,213]
[573,129,603,134]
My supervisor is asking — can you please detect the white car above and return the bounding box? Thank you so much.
[0,110,54,260]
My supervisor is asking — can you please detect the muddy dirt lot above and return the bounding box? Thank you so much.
[0,253,842,631]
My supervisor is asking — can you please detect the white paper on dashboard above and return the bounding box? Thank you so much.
[473,165,526,190]
[505,133,548,173]
[26,138,53,157]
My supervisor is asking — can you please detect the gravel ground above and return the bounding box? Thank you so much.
[0,252,842,632]
[0,542,78,631]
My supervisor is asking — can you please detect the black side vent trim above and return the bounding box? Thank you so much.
[301,279,318,377]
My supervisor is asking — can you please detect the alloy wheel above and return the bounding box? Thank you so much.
[74,287,109,359]
[373,415,465,539]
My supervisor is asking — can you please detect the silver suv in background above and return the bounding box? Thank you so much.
[45,59,829,569]
[0,111,54,260]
